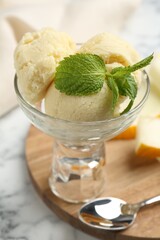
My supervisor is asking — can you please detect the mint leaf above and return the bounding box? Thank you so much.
[108,73,137,115]
[107,77,119,111]
[125,53,153,73]
[118,74,137,114]
[55,54,106,95]
[107,74,136,114]
[115,74,137,100]
[111,53,153,77]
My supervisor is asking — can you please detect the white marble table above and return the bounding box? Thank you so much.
[1,0,160,239]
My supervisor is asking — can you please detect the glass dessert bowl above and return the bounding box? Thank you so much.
[14,72,150,203]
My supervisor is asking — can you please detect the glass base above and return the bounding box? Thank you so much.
[49,141,106,203]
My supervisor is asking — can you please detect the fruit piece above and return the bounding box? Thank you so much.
[113,84,160,140]
[135,116,160,158]
[147,52,160,93]
[113,121,137,140]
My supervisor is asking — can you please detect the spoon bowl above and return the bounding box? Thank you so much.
[79,195,160,231]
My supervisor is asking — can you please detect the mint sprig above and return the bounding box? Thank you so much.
[55,53,153,114]
[108,53,153,113]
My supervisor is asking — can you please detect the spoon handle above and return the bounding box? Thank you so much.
[138,195,160,209]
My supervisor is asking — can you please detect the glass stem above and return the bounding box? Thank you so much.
[49,140,106,203]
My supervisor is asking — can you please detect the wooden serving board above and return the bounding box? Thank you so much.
[26,125,160,240]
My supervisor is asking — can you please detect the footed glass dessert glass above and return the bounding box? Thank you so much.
[14,71,149,203]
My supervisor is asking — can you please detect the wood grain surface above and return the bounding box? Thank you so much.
[26,125,160,240]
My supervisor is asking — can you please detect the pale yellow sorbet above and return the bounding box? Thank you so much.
[79,32,141,85]
[79,32,140,66]
[14,28,76,104]
[45,81,113,122]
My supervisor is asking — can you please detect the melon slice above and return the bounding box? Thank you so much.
[114,120,137,140]
[114,84,160,140]
[135,116,160,158]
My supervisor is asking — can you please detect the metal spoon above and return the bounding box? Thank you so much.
[79,195,160,230]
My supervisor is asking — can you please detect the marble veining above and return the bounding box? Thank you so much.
[1,0,160,239]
